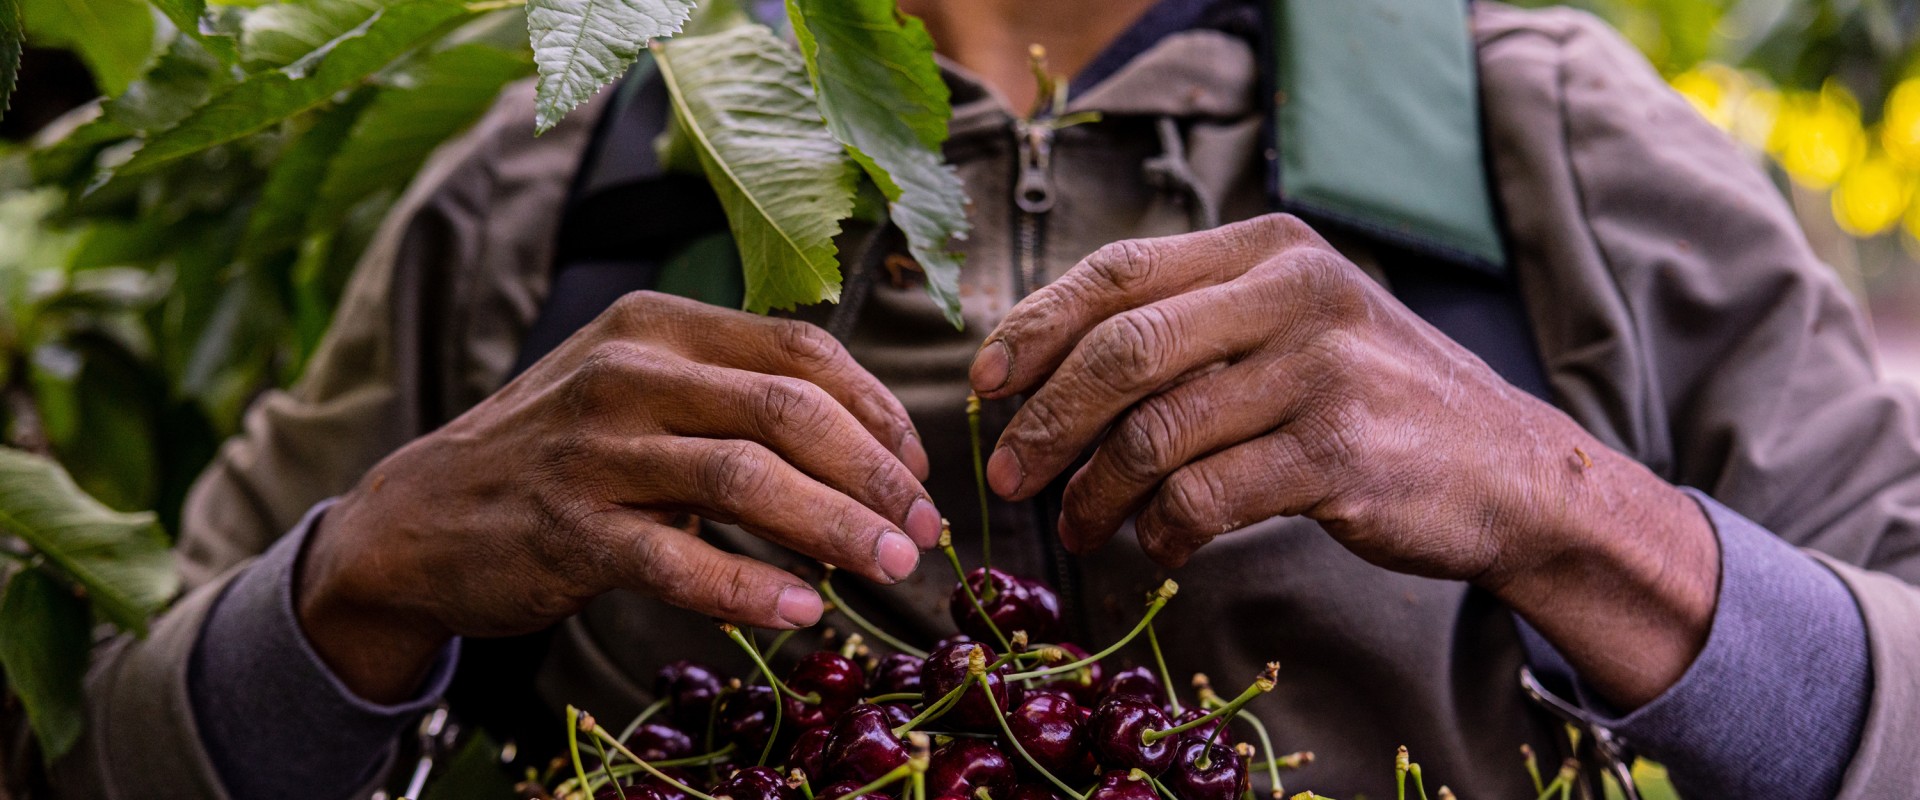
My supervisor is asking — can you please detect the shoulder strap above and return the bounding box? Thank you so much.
[1267,0,1507,274]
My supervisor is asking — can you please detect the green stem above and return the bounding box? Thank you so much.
[977,673,1087,800]
[725,625,820,706]
[588,722,718,800]
[616,698,671,749]
[967,393,991,572]
[1143,677,1251,743]
[867,692,922,703]
[942,535,1012,653]
[1533,777,1565,800]
[894,680,970,737]
[1144,623,1182,715]
[567,707,595,800]
[593,735,628,799]
[1145,773,1181,800]
[1228,711,1284,798]
[1008,582,1177,681]
[819,573,929,658]
[1521,746,1543,794]
[830,762,913,800]
[1410,765,1429,800]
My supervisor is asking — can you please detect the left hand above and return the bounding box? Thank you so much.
[971,214,1639,584]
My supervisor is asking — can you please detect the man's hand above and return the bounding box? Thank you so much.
[971,214,1719,707]
[299,292,941,702]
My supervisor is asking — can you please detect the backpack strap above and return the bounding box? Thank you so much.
[1266,0,1508,274]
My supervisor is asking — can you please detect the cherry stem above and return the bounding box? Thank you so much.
[1221,704,1284,798]
[591,722,720,800]
[616,698,670,750]
[867,692,922,703]
[819,570,929,658]
[894,680,971,737]
[967,393,992,572]
[1520,745,1543,795]
[567,706,595,800]
[831,762,913,800]
[1411,765,1429,800]
[1144,772,1181,800]
[593,735,628,799]
[1144,668,1270,745]
[974,672,1088,800]
[595,745,739,783]
[724,624,821,706]
[940,528,1013,653]
[1007,582,1178,681]
[1144,623,1182,714]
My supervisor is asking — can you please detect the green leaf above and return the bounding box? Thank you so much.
[19,0,158,95]
[149,0,236,64]
[527,0,694,132]
[0,567,91,763]
[787,0,968,327]
[656,24,858,314]
[239,0,380,69]
[241,89,371,261]
[310,42,532,231]
[1,0,21,121]
[111,0,472,177]
[0,448,177,634]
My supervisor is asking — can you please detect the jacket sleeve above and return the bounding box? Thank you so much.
[1481,7,1920,797]
[37,79,595,799]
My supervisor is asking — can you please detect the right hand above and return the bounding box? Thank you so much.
[296,291,942,701]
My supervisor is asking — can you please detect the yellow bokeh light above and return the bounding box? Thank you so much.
[1884,78,1920,169]
[1672,68,1729,128]
[1772,84,1868,189]
[1832,154,1915,236]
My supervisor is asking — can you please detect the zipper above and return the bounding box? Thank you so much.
[1009,117,1087,641]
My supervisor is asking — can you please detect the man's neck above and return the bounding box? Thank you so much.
[901,0,1162,114]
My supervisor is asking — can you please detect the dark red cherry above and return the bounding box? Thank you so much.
[1039,644,1103,705]
[597,785,668,800]
[1088,696,1174,775]
[1007,691,1095,782]
[1087,770,1158,800]
[950,568,1063,643]
[866,653,924,696]
[718,685,781,756]
[920,642,1010,732]
[711,766,792,800]
[637,767,696,800]
[823,704,910,785]
[1169,708,1233,747]
[1008,784,1070,800]
[656,661,728,731]
[878,702,915,730]
[1100,666,1164,705]
[625,722,695,762]
[1164,739,1249,800]
[925,739,1015,800]
[932,634,974,651]
[815,780,894,800]
[787,727,832,785]
[786,652,867,729]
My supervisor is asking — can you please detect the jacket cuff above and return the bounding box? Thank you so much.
[1545,489,1871,799]
[189,499,461,800]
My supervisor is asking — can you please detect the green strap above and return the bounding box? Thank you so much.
[1270,0,1507,274]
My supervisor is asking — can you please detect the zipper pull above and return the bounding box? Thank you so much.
[1015,120,1056,215]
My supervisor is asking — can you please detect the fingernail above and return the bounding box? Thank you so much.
[972,340,1011,393]
[875,531,920,582]
[905,498,942,547]
[987,446,1023,497]
[900,433,930,481]
[776,586,822,627]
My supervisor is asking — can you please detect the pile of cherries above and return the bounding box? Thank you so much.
[548,539,1295,800]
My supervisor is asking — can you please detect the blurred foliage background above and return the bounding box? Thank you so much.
[0,0,1915,778]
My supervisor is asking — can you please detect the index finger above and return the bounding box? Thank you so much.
[969,214,1320,400]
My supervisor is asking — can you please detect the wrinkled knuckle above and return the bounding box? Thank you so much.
[1111,400,1183,480]
[572,342,652,407]
[1091,308,1175,384]
[1161,470,1227,534]
[753,376,834,433]
[776,320,844,371]
[1085,239,1156,293]
[702,441,775,502]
